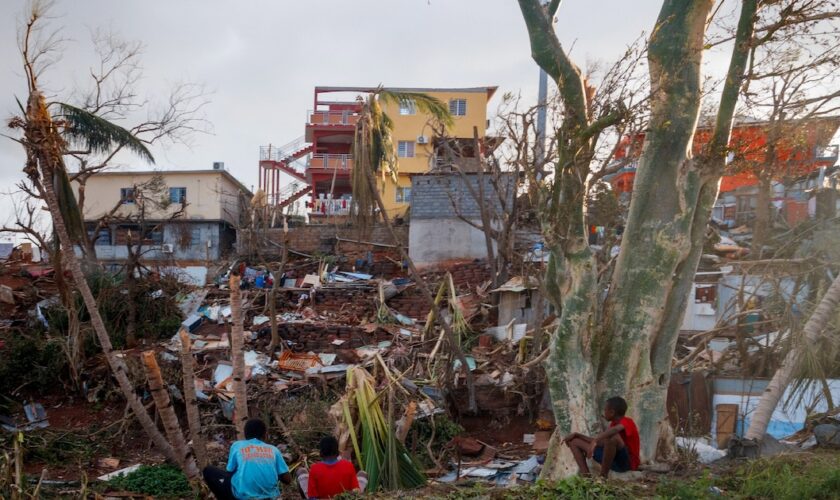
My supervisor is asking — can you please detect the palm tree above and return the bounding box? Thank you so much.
[745,272,840,441]
[11,8,181,468]
[350,88,478,412]
[350,87,452,230]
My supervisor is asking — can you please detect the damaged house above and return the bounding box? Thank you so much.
[73,167,251,270]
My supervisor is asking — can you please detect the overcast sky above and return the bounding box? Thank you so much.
[0,0,675,234]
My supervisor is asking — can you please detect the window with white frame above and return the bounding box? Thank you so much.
[396,187,412,204]
[449,98,467,116]
[169,187,187,204]
[399,99,416,115]
[397,141,415,158]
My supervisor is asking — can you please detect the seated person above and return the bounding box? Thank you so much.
[562,396,640,478]
[296,436,367,499]
[203,418,291,499]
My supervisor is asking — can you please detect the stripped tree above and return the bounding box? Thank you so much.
[516,0,759,476]
[142,350,198,477]
[8,1,180,468]
[179,328,208,469]
[229,273,249,439]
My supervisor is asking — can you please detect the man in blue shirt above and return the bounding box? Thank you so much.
[203,419,291,499]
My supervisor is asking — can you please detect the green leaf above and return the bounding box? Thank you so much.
[56,103,155,164]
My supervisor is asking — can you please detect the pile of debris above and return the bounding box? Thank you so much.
[0,242,55,333]
[148,256,552,488]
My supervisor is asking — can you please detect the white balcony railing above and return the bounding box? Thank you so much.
[313,196,352,216]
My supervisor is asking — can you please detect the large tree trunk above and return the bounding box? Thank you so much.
[179,329,208,469]
[229,274,249,439]
[599,0,730,464]
[540,246,601,477]
[141,351,198,477]
[745,272,840,440]
[24,91,179,466]
[517,0,738,473]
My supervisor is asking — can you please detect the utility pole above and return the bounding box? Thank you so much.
[536,68,548,169]
[535,1,551,176]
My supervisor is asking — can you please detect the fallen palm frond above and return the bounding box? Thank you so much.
[339,366,426,492]
[447,273,471,344]
[376,281,393,324]
[423,279,448,340]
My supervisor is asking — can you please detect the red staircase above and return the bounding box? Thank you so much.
[259,136,313,207]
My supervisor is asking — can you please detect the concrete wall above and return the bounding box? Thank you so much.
[710,377,840,443]
[680,284,718,332]
[91,221,225,261]
[250,224,408,265]
[408,172,512,266]
[75,170,249,225]
[408,218,491,267]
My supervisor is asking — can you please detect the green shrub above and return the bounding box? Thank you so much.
[656,472,715,499]
[723,454,840,500]
[0,329,67,395]
[406,414,465,468]
[106,464,192,498]
[496,476,633,500]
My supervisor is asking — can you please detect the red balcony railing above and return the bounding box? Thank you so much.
[309,153,353,171]
[308,110,360,126]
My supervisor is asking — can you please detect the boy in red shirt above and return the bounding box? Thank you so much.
[297,436,367,499]
[563,396,640,478]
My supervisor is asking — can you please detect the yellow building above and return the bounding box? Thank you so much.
[378,87,498,217]
[261,86,497,220]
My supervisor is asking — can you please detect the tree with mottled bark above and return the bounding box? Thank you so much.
[516,0,759,476]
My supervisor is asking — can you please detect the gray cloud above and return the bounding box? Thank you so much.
[0,0,665,234]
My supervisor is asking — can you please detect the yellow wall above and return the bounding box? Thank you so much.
[74,171,248,225]
[379,89,492,216]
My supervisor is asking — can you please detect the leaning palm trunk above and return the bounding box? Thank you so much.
[22,90,180,466]
[362,164,478,412]
[142,351,198,477]
[179,329,208,469]
[745,273,840,441]
[229,274,249,438]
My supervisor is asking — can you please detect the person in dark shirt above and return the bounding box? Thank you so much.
[296,436,367,499]
[202,418,292,499]
[562,396,641,478]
